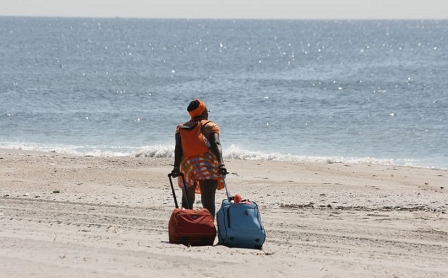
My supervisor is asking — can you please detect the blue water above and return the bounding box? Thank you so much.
[1,17,447,168]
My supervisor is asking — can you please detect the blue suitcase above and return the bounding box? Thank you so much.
[216,181,266,249]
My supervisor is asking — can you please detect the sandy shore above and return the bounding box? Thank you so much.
[1,148,447,278]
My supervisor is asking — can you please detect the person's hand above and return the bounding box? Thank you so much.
[171,167,181,177]
[218,164,229,175]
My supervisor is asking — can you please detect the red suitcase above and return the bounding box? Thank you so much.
[168,173,216,246]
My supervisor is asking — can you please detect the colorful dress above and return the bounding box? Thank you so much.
[176,120,225,194]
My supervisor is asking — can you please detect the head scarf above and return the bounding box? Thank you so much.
[188,99,206,119]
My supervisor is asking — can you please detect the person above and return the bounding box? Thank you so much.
[171,99,228,218]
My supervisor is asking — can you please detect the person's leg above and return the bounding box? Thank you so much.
[181,185,196,209]
[199,180,218,217]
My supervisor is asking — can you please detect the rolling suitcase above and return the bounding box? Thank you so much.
[168,173,216,246]
[216,179,266,249]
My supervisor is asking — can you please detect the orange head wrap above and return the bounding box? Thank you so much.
[188,99,206,118]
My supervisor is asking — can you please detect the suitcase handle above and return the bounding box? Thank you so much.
[222,176,232,201]
[168,173,191,209]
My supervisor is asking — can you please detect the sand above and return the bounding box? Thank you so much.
[1,148,447,278]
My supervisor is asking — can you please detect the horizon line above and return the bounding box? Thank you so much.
[1,15,448,21]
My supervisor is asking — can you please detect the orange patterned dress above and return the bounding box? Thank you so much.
[176,120,225,194]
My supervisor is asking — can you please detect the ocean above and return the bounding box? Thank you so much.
[1,17,447,169]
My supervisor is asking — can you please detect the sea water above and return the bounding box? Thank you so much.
[1,17,447,168]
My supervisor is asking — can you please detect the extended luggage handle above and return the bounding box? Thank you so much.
[222,175,250,204]
[222,175,232,201]
[168,173,191,209]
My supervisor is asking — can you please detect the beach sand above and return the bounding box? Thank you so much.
[1,148,447,278]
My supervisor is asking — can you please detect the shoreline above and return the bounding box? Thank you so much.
[1,145,446,169]
[1,148,447,277]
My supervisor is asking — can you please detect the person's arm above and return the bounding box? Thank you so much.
[209,132,228,175]
[172,132,183,175]
[209,132,224,166]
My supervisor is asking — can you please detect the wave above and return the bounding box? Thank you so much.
[0,141,432,168]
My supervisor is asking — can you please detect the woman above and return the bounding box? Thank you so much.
[171,99,228,217]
